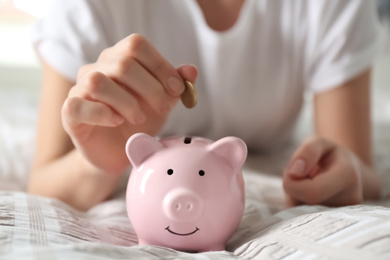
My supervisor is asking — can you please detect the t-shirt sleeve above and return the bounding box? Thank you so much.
[305,0,379,93]
[31,0,114,81]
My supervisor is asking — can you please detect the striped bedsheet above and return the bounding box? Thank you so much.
[1,170,390,260]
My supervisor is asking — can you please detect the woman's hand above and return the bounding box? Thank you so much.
[61,33,197,175]
[282,136,378,207]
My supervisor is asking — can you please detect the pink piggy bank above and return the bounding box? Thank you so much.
[125,133,247,252]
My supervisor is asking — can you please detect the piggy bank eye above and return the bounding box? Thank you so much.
[198,170,205,176]
[167,169,174,175]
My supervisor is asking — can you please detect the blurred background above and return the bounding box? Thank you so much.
[0,0,389,93]
[0,0,389,122]
[0,0,51,93]
[0,0,52,189]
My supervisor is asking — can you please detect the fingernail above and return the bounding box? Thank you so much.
[288,159,306,177]
[167,76,184,95]
[112,114,124,125]
[133,112,146,124]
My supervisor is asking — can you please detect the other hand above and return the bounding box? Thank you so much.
[283,136,367,207]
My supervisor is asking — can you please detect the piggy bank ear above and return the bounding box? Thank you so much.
[208,137,248,172]
[126,133,163,168]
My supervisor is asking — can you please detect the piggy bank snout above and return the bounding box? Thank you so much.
[163,189,203,222]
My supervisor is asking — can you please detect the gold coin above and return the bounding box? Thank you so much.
[181,80,197,109]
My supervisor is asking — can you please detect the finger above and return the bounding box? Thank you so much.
[283,154,352,204]
[105,34,186,97]
[177,65,198,84]
[62,96,124,129]
[90,57,176,115]
[284,137,335,179]
[72,72,146,124]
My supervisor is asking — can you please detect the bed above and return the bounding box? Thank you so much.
[1,76,390,260]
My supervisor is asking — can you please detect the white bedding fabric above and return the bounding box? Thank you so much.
[1,89,390,260]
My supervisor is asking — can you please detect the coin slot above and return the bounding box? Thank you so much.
[184,137,192,144]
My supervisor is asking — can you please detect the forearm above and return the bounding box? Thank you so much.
[314,69,372,165]
[28,149,123,211]
[314,69,381,201]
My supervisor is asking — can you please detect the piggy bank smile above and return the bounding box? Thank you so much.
[165,226,200,236]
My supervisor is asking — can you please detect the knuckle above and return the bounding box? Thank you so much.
[84,72,106,94]
[116,57,136,77]
[77,63,92,80]
[125,33,146,55]
[98,47,111,60]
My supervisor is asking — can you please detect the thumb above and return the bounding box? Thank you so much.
[284,137,335,180]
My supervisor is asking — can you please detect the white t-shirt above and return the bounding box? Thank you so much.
[32,0,378,151]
